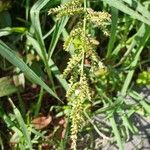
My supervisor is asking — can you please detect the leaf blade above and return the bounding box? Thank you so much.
[0,40,59,100]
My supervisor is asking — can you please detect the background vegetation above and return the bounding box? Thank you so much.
[0,0,150,149]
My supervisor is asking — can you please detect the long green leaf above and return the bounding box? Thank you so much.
[8,98,32,150]
[101,0,150,25]
[0,27,27,37]
[109,115,123,150]
[0,40,59,99]
[0,106,23,143]
[129,91,150,114]
[30,0,67,92]
[48,17,69,58]
[106,7,118,57]
[123,0,150,20]
[26,35,68,90]
[121,24,150,95]
[30,0,50,62]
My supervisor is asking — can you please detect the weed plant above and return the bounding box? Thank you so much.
[0,0,150,150]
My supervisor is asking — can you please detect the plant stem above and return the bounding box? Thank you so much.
[34,88,44,116]
[80,0,87,78]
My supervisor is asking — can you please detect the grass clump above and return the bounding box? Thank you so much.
[0,0,150,149]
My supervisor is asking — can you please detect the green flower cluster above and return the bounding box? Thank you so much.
[68,75,92,149]
[48,0,83,19]
[63,53,82,78]
[86,8,111,35]
[49,0,111,149]
[48,0,111,34]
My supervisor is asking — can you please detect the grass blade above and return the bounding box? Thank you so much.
[0,40,59,99]
[122,0,150,20]
[106,7,118,58]
[0,27,27,37]
[101,0,150,25]
[27,35,68,90]
[129,91,150,114]
[121,24,150,95]
[109,115,123,150]
[8,98,32,149]
[48,17,69,58]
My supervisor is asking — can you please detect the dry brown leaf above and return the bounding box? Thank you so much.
[32,115,52,130]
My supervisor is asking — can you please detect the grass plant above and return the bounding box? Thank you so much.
[0,0,150,149]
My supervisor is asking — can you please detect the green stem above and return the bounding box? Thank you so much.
[80,0,87,78]
[17,92,26,118]
[83,0,87,31]
[34,88,44,116]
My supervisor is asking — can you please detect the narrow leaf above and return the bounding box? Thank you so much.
[0,40,59,99]
[101,0,150,25]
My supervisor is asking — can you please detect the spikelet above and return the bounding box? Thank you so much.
[63,22,83,51]
[68,70,79,86]
[63,53,82,78]
[80,75,93,101]
[57,7,84,18]
[66,82,80,98]
[86,8,111,35]
[68,75,92,149]
[70,94,84,150]
[48,0,83,19]
[86,8,111,25]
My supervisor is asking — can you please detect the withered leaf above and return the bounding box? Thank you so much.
[32,115,52,130]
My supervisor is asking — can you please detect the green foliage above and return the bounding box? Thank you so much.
[0,0,150,149]
[0,40,59,100]
[49,1,111,149]
[0,0,11,12]
[0,76,18,97]
[137,71,150,86]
